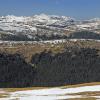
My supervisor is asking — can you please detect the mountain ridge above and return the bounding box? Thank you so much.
[0,14,100,41]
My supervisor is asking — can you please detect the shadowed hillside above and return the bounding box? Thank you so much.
[31,48,100,86]
[0,53,36,88]
[0,41,100,87]
[1,31,100,41]
[68,31,100,39]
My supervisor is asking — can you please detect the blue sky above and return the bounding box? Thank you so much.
[0,0,100,19]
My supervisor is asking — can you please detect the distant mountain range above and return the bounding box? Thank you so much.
[0,14,100,41]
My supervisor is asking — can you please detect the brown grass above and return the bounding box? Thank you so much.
[4,87,50,92]
[0,93,10,98]
[1,82,100,99]
[0,42,65,62]
[0,40,100,62]
[61,82,100,89]
[68,91,100,96]
[66,97,96,100]
[3,82,100,92]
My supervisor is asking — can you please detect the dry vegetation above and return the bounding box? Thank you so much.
[1,82,100,99]
[0,43,65,62]
[69,91,100,96]
[1,82,100,92]
[61,82,100,89]
[0,40,100,62]
[67,97,97,100]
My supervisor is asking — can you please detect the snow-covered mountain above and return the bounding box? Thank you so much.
[0,14,100,41]
[0,14,74,32]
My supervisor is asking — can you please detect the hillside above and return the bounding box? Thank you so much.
[0,40,100,87]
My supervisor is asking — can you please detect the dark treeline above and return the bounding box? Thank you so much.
[68,31,100,39]
[0,47,100,87]
[0,53,36,88]
[1,31,100,41]
[31,48,100,86]
[0,33,67,41]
